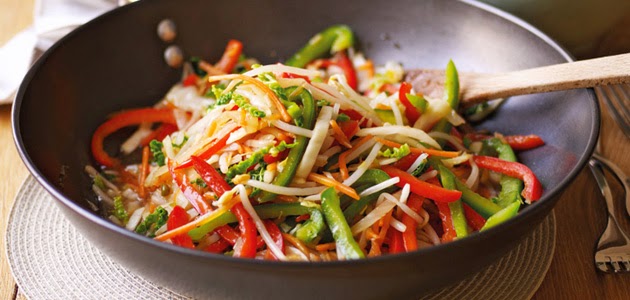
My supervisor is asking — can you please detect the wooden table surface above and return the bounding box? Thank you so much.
[1,1,629,299]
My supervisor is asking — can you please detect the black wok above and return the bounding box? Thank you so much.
[12,0,598,299]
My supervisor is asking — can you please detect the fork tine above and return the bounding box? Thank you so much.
[622,260,630,271]
[596,261,609,272]
[611,259,622,272]
[595,85,630,138]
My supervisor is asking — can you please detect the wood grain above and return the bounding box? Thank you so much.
[0,0,629,299]
[462,53,630,104]
[0,1,33,299]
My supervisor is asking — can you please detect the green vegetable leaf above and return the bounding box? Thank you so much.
[336,113,350,122]
[112,196,128,224]
[233,95,266,118]
[135,206,168,237]
[317,99,331,107]
[225,149,267,184]
[258,72,288,100]
[380,143,411,159]
[248,163,267,197]
[149,140,166,167]
[93,176,106,190]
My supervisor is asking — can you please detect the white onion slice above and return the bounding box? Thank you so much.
[295,106,334,181]
[428,132,466,151]
[417,170,438,181]
[120,122,153,154]
[466,156,480,190]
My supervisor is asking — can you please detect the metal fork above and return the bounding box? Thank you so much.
[589,157,630,273]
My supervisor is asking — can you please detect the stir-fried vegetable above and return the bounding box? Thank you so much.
[87,26,544,261]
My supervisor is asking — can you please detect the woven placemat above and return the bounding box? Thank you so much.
[6,176,556,299]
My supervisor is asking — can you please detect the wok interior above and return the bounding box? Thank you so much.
[14,0,597,297]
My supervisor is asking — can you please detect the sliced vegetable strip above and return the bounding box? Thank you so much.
[401,194,424,252]
[215,39,243,73]
[374,138,460,158]
[380,166,462,203]
[473,155,543,203]
[167,206,195,249]
[91,108,177,167]
[168,162,209,214]
[321,187,365,259]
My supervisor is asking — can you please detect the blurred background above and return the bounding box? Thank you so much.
[481,0,630,59]
[1,0,629,60]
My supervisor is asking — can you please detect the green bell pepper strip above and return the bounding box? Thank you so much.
[188,203,316,240]
[480,201,520,231]
[430,60,460,147]
[437,165,468,238]
[285,25,354,68]
[342,169,393,222]
[321,187,365,259]
[428,157,501,219]
[295,209,326,244]
[485,138,524,208]
[258,88,316,202]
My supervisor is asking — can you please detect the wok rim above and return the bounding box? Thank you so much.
[11,0,599,268]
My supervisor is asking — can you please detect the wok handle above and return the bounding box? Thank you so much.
[461,53,630,105]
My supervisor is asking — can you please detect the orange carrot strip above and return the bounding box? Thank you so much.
[307,173,360,200]
[338,134,374,180]
[138,146,150,198]
[374,137,460,158]
[315,242,337,252]
[330,120,353,148]
[207,74,292,123]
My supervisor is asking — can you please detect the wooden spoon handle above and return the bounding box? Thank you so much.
[461,53,630,105]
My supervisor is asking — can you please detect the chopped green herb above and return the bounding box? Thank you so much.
[112,196,128,224]
[248,163,267,197]
[135,206,168,237]
[336,113,350,122]
[380,143,411,159]
[191,178,208,188]
[149,140,166,167]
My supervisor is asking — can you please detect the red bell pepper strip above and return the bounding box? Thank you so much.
[435,202,457,242]
[393,153,421,171]
[332,51,357,90]
[386,227,405,254]
[401,194,424,252]
[189,155,258,258]
[215,225,264,248]
[231,203,258,258]
[472,155,543,202]
[205,238,231,254]
[381,166,462,202]
[398,82,420,125]
[167,206,195,248]
[281,72,312,83]
[91,108,177,167]
[177,127,238,169]
[463,204,486,231]
[215,39,243,74]
[190,155,232,196]
[168,162,209,214]
[504,134,545,151]
[182,74,199,87]
[340,109,370,127]
[338,120,360,139]
[263,220,285,260]
[139,123,178,146]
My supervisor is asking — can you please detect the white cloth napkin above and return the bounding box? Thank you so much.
[0,0,115,104]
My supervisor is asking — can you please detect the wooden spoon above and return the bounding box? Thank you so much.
[405,53,630,106]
